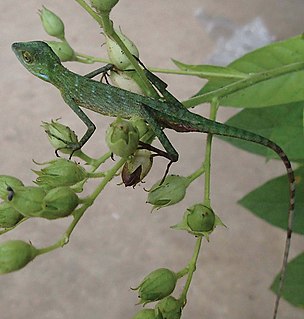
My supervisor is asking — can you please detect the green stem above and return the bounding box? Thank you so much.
[179,236,203,305]
[187,162,205,184]
[179,99,219,306]
[74,150,97,164]
[99,11,158,98]
[74,0,104,26]
[149,67,248,79]
[183,61,304,108]
[75,52,110,64]
[36,157,126,256]
[203,98,219,206]
[176,267,190,279]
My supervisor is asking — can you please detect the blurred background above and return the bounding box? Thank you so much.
[0,1,303,318]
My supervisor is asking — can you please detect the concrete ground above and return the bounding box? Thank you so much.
[0,1,303,318]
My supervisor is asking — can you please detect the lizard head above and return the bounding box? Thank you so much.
[12,41,61,83]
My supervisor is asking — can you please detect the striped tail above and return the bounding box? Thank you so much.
[266,141,295,319]
[190,117,296,319]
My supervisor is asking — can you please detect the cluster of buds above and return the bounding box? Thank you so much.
[0,159,85,222]
[0,154,90,273]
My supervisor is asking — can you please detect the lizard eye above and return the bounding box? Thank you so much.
[22,51,33,64]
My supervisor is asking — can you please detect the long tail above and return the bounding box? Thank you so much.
[180,115,296,319]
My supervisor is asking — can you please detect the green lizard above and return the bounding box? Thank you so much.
[12,41,295,319]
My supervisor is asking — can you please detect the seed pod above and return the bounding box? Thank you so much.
[130,118,155,143]
[109,70,144,94]
[131,309,160,319]
[90,0,119,12]
[34,159,87,189]
[106,29,139,70]
[187,204,215,232]
[147,175,189,210]
[0,202,23,228]
[46,41,76,62]
[133,268,177,305]
[41,120,78,154]
[121,150,152,187]
[0,240,38,274]
[9,186,46,217]
[155,296,182,319]
[0,175,24,201]
[106,118,139,158]
[40,187,79,219]
[171,204,225,239]
[39,6,65,40]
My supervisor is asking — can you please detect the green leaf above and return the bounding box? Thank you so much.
[271,252,304,307]
[172,59,246,80]
[220,102,304,162]
[193,35,304,108]
[239,167,304,235]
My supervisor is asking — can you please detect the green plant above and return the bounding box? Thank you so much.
[1,1,303,318]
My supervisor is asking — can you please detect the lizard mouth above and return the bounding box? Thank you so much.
[11,43,24,62]
[11,42,23,55]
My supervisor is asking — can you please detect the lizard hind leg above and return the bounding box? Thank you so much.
[138,104,180,184]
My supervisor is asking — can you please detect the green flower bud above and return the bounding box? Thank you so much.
[106,29,139,69]
[187,204,215,232]
[40,187,79,219]
[130,118,155,143]
[0,240,38,274]
[0,175,23,201]
[34,159,87,189]
[46,41,76,62]
[155,296,182,319]
[121,150,153,187]
[133,268,177,305]
[90,0,119,12]
[0,202,23,228]
[41,120,79,154]
[106,118,139,158]
[9,186,46,217]
[109,70,144,94]
[39,6,65,40]
[131,309,159,319]
[147,175,189,210]
[172,204,225,239]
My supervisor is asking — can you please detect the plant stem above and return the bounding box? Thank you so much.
[98,12,158,98]
[74,0,103,26]
[187,162,205,184]
[179,98,219,306]
[183,61,304,108]
[203,98,219,207]
[149,67,248,79]
[179,236,203,305]
[75,53,109,64]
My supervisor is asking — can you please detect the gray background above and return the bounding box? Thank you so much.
[0,1,303,318]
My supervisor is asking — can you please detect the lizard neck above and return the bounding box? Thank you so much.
[48,62,77,90]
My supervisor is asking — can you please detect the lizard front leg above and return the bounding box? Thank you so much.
[53,93,96,158]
